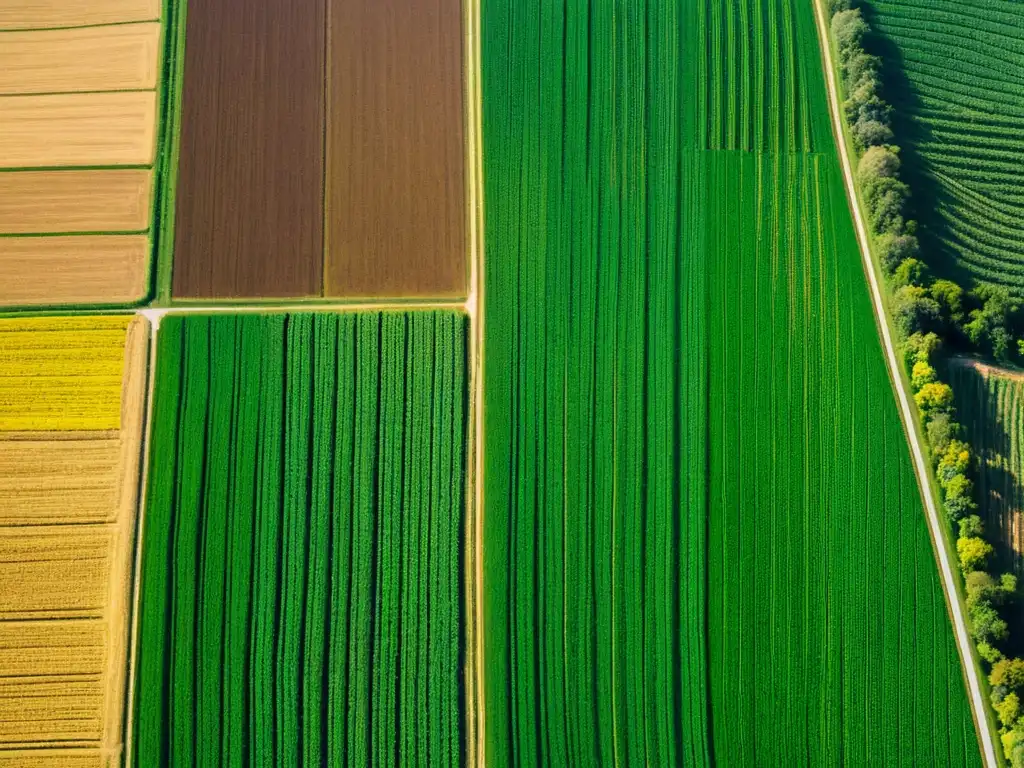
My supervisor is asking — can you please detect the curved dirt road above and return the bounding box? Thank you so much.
[810,3,998,765]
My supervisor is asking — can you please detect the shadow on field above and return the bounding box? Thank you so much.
[951,362,1024,646]
[858,3,970,287]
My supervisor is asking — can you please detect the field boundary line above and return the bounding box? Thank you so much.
[811,2,998,765]
[136,300,468,322]
[464,0,486,760]
[122,315,158,768]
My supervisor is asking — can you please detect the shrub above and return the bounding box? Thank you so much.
[972,599,1010,644]
[937,440,971,483]
[966,284,1021,362]
[902,331,941,367]
[980,640,1006,664]
[1003,573,1020,600]
[858,145,901,182]
[959,515,984,539]
[994,326,1012,363]
[911,360,936,390]
[877,232,919,274]
[998,692,1022,728]
[914,381,953,415]
[926,413,959,455]
[853,116,894,149]
[930,279,965,328]
[844,52,881,90]
[828,0,852,15]
[967,569,995,591]
[1003,729,1024,768]
[863,176,909,234]
[944,474,977,520]
[893,286,941,337]
[832,10,869,58]
[959,536,993,572]
[893,258,928,289]
[991,658,1024,691]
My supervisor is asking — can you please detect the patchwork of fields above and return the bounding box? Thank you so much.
[133,312,467,766]
[865,0,1024,292]
[0,3,165,307]
[0,0,1012,763]
[0,315,147,765]
[482,0,981,763]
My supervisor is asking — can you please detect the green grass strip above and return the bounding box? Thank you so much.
[151,0,188,301]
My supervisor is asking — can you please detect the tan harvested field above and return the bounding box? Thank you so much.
[0,92,156,167]
[0,752,104,768]
[0,235,149,306]
[0,11,161,307]
[0,170,151,234]
[0,439,121,525]
[0,316,148,764]
[0,23,160,95]
[0,0,159,31]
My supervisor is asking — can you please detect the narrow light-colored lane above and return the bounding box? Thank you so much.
[810,2,998,765]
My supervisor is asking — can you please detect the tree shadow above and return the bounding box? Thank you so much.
[857,3,971,288]
[950,363,1024,648]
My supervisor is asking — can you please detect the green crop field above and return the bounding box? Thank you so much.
[949,363,1024,584]
[481,0,981,764]
[696,0,833,152]
[864,0,1024,292]
[705,151,979,765]
[132,311,466,767]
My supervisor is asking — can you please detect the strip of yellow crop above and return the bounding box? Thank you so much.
[0,316,132,431]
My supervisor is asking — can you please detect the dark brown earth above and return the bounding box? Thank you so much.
[171,0,325,299]
[324,0,466,298]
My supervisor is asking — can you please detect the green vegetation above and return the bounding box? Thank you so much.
[705,151,978,765]
[483,0,980,764]
[133,311,466,766]
[152,0,188,302]
[696,0,833,152]
[863,0,1024,295]
[833,0,1023,365]
[827,1,1021,761]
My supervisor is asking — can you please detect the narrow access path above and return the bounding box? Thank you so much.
[949,355,1024,384]
[811,2,998,765]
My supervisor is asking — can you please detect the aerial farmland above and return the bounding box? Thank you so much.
[0,0,1021,766]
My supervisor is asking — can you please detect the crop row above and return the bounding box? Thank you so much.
[695,0,832,153]
[867,0,1024,293]
[132,311,467,767]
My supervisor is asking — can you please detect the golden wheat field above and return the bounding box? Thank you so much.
[0,315,148,766]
